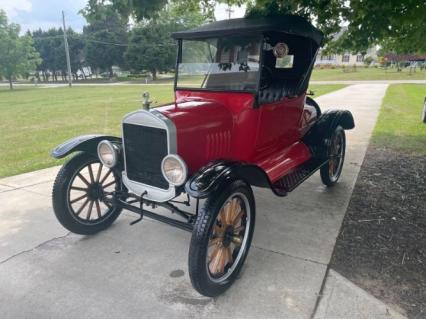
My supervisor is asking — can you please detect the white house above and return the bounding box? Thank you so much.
[314,27,378,66]
[315,47,378,66]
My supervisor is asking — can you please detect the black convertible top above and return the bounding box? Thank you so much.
[172,15,323,46]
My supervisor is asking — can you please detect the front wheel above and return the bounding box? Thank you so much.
[320,126,346,187]
[188,180,255,297]
[52,152,122,235]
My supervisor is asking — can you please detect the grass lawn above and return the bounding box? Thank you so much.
[372,84,426,155]
[311,67,426,81]
[0,84,345,178]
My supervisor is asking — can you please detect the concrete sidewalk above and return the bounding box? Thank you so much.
[0,84,405,318]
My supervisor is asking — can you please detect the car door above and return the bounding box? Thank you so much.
[254,94,305,159]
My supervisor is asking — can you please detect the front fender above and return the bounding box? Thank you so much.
[51,134,121,159]
[185,160,284,199]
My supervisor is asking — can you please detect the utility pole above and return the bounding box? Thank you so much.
[62,11,72,87]
[225,3,234,19]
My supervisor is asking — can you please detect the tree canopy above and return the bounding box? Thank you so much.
[336,0,426,53]
[0,10,41,89]
[100,0,425,53]
[81,3,128,77]
[125,3,207,79]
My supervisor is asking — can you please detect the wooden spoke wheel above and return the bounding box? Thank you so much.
[321,125,346,186]
[52,152,122,235]
[188,180,255,297]
[207,197,247,279]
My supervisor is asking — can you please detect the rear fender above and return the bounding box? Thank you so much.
[303,109,354,157]
[185,160,285,199]
[51,135,121,159]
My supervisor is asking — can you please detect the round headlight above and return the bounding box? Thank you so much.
[161,155,188,186]
[97,140,118,168]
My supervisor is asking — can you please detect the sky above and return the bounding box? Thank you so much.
[0,0,246,33]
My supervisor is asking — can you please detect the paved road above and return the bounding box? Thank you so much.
[0,85,405,318]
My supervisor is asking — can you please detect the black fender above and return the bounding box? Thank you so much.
[185,160,284,199]
[302,109,354,158]
[51,134,121,159]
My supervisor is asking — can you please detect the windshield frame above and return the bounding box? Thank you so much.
[174,34,264,94]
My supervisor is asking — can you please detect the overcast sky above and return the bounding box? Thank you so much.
[0,0,246,33]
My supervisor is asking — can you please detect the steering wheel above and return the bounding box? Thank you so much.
[260,65,273,90]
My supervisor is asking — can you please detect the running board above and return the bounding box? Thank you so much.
[272,158,328,193]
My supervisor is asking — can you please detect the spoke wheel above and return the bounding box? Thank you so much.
[67,161,118,225]
[207,196,249,281]
[320,126,346,186]
[52,152,122,235]
[188,180,255,297]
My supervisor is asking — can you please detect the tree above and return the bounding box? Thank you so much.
[82,0,168,21]
[0,10,41,89]
[81,4,128,77]
[97,0,426,54]
[91,0,243,21]
[31,28,85,82]
[125,23,174,80]
[337,0,426,54]
[245,0,342,44]
[124,3,207,80]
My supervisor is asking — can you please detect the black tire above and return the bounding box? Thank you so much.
[188,180,255,297]
[52,152,122,235]
[320,126,346,187]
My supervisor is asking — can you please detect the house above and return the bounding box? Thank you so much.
[314,27,378,66]
[315,47,378,66]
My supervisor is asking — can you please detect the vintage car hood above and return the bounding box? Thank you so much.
[156,98,233,132]
[155,98,235,173]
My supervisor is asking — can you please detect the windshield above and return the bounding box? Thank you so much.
[176,36,262,92]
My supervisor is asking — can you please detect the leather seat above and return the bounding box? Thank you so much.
[258,80,300,104]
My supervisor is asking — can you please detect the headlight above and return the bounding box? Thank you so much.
[97,140,118,168]
[161,154,188,186]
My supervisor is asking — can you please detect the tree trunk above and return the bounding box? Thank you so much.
[151,69,157,81]
[109,66,114,78]
[8,77,13,90]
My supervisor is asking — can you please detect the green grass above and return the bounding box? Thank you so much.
[309,84,346,97]
[372,84,426,155]
[0,84,345,178]
[311,67,426,81]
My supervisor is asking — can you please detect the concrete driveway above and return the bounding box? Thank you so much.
[0,84,405,318]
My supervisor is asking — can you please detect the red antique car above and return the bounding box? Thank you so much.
[51,15,354,297]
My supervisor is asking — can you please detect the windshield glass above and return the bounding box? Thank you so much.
[176,36,261,92]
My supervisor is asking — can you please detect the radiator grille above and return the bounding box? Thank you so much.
[123,123,169,190]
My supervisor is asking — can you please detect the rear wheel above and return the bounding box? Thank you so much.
[320,126,346,187]
[52,152,122,235]
[188,180,255,297]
